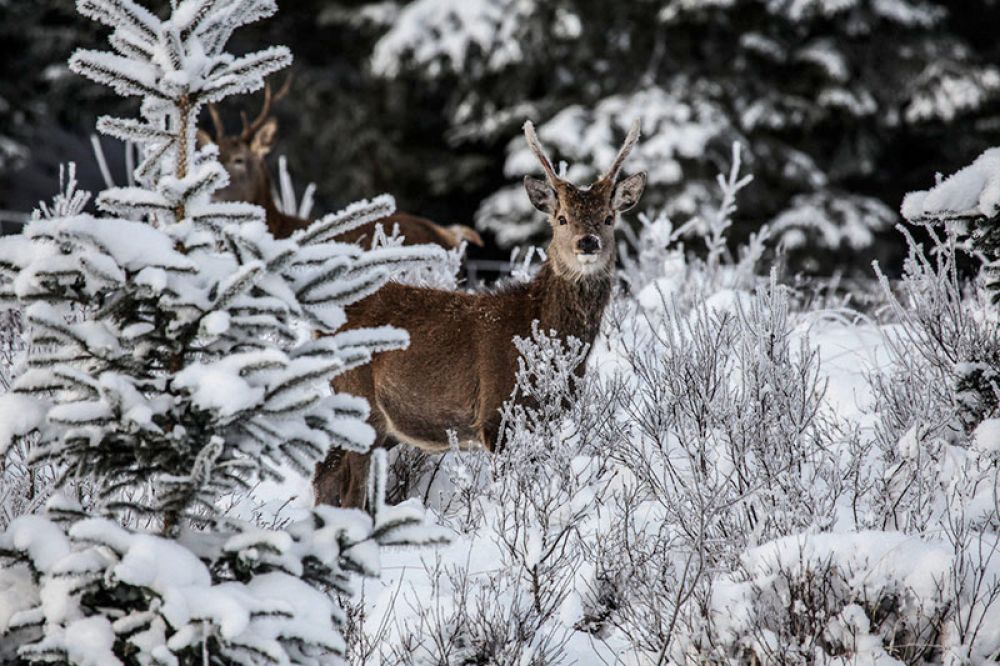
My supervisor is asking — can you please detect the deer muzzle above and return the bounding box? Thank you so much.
[576,234,602,255]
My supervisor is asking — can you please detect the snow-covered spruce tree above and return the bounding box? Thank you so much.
[0,0,446,663]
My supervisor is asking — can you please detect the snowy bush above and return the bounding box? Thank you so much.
[0,1,446,663]
[903,146,1000,304]
[337,144,1000,664]
[365,268,849,662]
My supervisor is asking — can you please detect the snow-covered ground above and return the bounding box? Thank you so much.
[4,138,999,663]
[347,314,904,663]
[233,238,1000,662]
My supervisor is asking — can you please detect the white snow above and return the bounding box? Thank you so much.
[0,565,38,634]
[62,617,118,666]
[28,215,195,274]
[902,147,1000,222]
[114,535,212,590]
[171,355,270,418]
[0,515,72,571]
[372,0,539,77]
[974,418,1000,455]
[201,310,231,335]
[0,392,48,456]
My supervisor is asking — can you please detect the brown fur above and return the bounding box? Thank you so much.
[314,120,646,508]
[337,212,484,250]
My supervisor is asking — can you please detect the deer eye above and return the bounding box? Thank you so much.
[604,215,614,226]
[558,216,567,226]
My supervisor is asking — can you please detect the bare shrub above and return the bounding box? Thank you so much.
[868,228,1000,532]
[379,555,572,665]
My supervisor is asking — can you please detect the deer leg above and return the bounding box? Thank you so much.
[315,445,370,507]
[313,445,347,506]
[479,411,503,453]
[345,432,407,509]
[314,405,391,508]
[317,363,387,507]
[315,437,392,508]
[340,450,372,509]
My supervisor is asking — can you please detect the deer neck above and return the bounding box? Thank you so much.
[252,170,310,239]
[531,260,612,351]
[252,169,276,213]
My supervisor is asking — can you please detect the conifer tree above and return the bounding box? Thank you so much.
[373,0,1000,268]
[0,1,446,662]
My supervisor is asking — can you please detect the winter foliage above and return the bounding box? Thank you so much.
[5,0,1000,276]
[904,147,1000,302]
[331,150,1000,663]
[0,1,446,663]
[371,0,1000,267]
[2,1,1000,664]
[371,0,535,78]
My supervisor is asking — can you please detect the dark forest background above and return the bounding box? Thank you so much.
[2,0,999,274]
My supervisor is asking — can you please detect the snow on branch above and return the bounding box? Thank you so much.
[902,147,1000,225]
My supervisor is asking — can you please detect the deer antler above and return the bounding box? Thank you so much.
[241,73,294,140]
[522,120,561,186]
[603,119,641,183]
[207,103,226,140]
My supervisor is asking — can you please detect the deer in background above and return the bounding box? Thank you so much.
[198,78,483,249]
[314,120,647,508]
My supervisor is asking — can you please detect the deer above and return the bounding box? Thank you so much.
[313,120,647,508]
[198,79,483,249]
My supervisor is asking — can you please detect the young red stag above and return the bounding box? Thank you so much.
[314,120,646,507]
[199,80,483,249]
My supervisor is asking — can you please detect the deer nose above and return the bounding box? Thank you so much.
[576,234,601,254]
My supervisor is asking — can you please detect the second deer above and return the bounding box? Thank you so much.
[199,79,483,250]
[314,120,646,508]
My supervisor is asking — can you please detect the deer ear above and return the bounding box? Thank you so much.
[524,176,557,214]
[196,129,213,148]
[612,172,646,212]
[251,118,278,157]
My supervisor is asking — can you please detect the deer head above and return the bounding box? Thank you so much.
[522,120,646,280]
[198,76,292,206]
